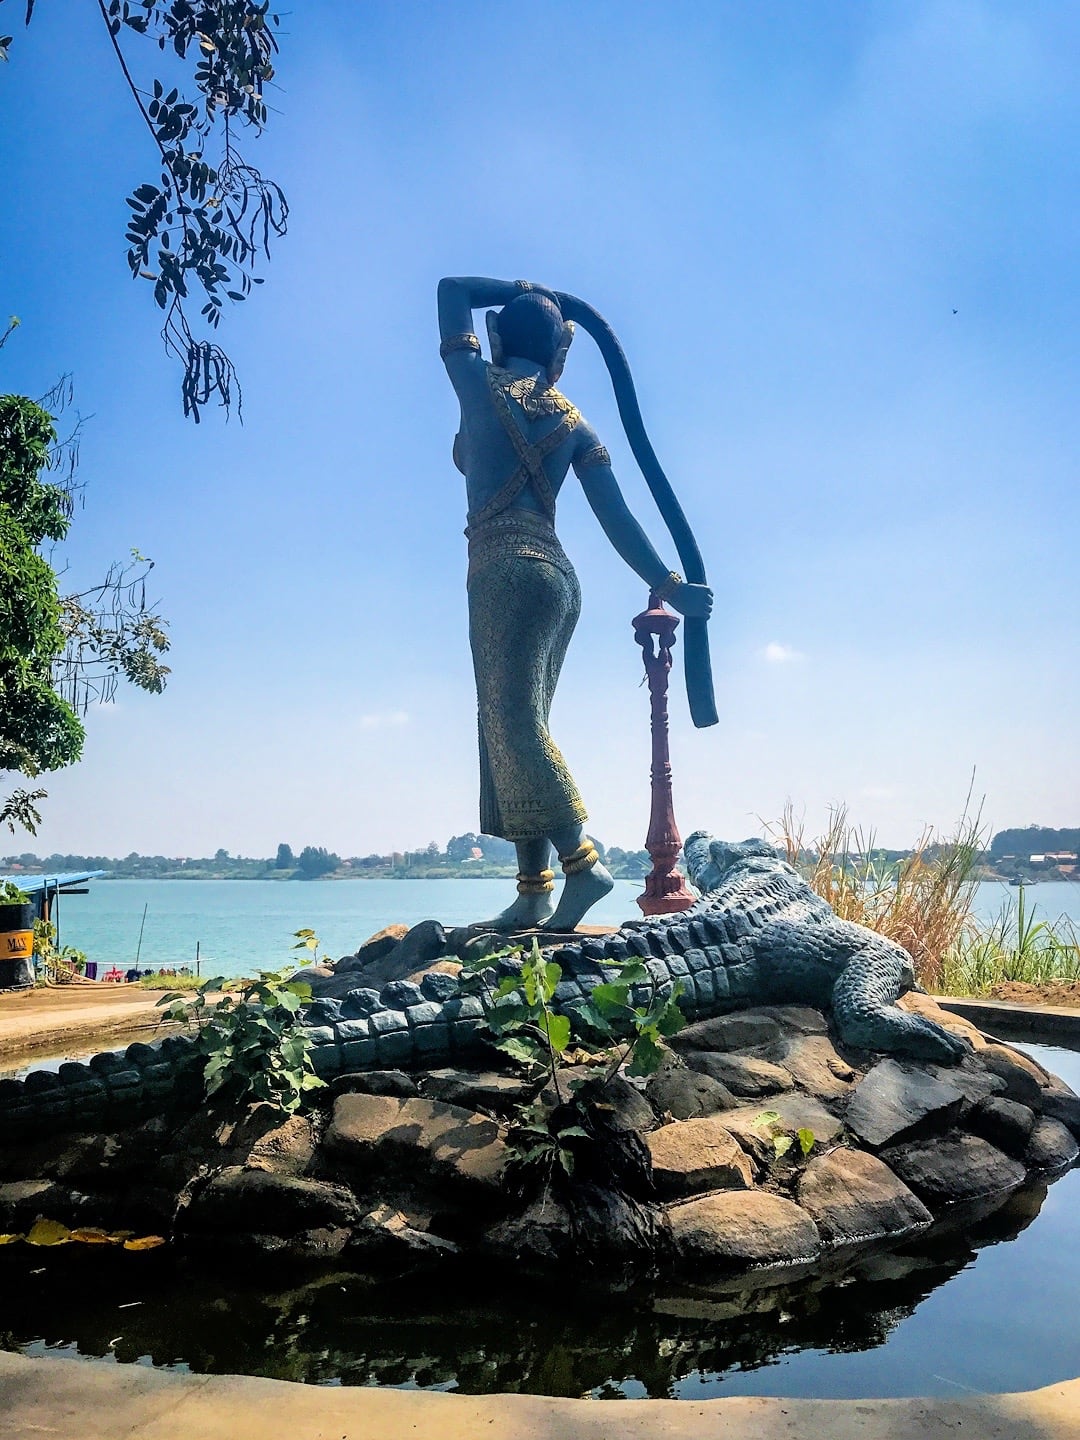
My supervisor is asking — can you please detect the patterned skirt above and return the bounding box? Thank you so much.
[465,510,588,841]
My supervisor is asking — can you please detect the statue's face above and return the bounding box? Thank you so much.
[684,834,776,894]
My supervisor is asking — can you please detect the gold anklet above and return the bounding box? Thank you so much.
[517,869,555,895]
[561,842,599,876]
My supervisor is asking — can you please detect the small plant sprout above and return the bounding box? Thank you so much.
[754,1110,816,1161]
[292,928,326,965]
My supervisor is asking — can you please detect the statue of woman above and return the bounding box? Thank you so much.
[438,276,713,931]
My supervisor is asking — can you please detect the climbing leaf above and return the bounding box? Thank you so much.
[797,1127,816,1157]
[123,1235,166,1250]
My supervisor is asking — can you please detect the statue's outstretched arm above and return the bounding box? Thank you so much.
[437,277,531,341]
[577,440,713,621]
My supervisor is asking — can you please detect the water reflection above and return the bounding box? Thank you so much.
[0,1180,1061,1399]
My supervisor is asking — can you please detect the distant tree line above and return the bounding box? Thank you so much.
[6,826,1077,884]
[989,827,1080,858]
[1,834,653,880]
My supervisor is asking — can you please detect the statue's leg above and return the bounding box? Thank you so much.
[469,555,585,929]
[542,822,614,932]
[477,837,557,931]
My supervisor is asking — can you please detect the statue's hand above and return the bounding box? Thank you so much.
[670,582,713,620]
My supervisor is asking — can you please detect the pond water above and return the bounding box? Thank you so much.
[34,878,1080,981]
[1,1042,1078,1400]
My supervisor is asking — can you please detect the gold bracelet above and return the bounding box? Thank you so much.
[561,842,599,876]
[517,870,555,895]
[439,332,481,359]
[654,571,683,603]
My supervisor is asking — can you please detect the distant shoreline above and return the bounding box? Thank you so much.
[5,869,1077,884]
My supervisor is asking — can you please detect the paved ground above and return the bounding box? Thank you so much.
[1,1353,1078,1440]
[939,997,1080,1043]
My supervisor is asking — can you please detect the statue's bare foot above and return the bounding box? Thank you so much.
[543,862,615,932]
[478,891,556,933]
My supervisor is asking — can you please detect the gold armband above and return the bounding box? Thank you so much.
[517,869,556,895]
[573,443,612,475]
[439,332,482,359]
[560,841,600,876]
[654,571,684,603]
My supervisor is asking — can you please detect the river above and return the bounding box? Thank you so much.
[39,877,1080,980]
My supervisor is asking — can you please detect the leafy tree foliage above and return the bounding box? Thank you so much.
[990,827,1080,858]
[2,0,287,420]
[274,841,294,869]
[0,390,170,833]
[297,845,340,879]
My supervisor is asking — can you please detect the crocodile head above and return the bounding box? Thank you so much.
[683,833,778,894]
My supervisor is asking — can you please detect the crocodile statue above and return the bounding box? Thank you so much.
[0,834,970,1144]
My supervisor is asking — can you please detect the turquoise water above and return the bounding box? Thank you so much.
[49,877,647,977]
[48,877,1080,979]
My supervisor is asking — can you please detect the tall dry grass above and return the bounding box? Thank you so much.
[766,802,982,990]
[767,803,1080,995]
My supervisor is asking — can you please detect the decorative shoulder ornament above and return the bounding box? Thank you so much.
[487,367,579,423]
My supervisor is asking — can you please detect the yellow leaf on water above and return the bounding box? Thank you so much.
[26,1218,72,1246]
[0,1233,25,1245]
[123,1235,166,1251]
[70,1228,117,1245]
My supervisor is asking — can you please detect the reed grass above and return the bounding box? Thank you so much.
[767,803,1080,997]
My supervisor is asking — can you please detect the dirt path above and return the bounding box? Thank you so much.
[0,985,186,1068]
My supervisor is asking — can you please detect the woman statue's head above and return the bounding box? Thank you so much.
[488,292,574,385]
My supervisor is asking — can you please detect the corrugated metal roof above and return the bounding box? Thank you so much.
[0,871,105,891]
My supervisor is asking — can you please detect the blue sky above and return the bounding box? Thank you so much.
[1,0,1077,857]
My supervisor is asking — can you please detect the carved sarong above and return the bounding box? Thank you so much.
[466,510,587,840]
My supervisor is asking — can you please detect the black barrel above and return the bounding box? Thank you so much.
[0,902,35,990]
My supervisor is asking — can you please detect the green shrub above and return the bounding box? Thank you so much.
[459,937,685,1183]
[156,931,327,1115]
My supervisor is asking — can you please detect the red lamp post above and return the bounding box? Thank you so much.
[633,592,695,916]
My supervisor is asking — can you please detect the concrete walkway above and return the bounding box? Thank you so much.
[2,1353,1079,1440]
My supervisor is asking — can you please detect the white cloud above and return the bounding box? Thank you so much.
[358,710,410,731]
[762,642,805,664]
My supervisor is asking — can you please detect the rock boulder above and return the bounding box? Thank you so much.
[879,1133,1026,1206]
[796,1147,932,1247]
[644,1117,753,1198]
[667,1190,820,1268]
